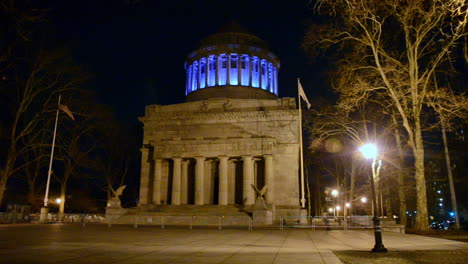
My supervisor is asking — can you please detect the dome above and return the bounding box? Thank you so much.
[184,22,280,101]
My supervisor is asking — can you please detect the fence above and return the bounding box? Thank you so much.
[280,215,374,231]
[2,212,375,232]
[108,215,253,231]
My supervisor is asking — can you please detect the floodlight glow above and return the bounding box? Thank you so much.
[336,206,341,211]
[55,198,62,204]
[328,208,333,212]
[331,189,339,197]
[345,202,351,208]
[361,197,367,203]
[359,144,378,159]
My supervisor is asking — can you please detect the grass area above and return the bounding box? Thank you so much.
[406,229,468,242]
[334,250,468,264]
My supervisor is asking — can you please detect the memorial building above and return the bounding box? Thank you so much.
[109,23,302,224]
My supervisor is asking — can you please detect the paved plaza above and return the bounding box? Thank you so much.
[0,224,467,264]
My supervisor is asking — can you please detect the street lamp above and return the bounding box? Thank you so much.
[359,143,387,253]
[331,189,339,216]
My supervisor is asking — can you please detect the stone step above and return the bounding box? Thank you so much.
[139,205,248,216]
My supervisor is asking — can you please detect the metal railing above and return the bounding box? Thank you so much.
[107,215,253,230]
[279,215,374,231]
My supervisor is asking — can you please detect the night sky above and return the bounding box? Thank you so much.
[50,0,331,122]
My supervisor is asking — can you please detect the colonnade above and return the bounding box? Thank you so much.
[185,53,279,96]
[140,153,274,207]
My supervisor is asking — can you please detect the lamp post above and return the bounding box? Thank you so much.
[359,144,387,253]
[331,189,338,217]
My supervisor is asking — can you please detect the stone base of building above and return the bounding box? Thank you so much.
[105,204,301,226]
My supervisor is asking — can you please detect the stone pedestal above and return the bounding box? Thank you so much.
[252,199,272,225]
[108,197,122,208]
[39,207,49,223]
[299,208,308,224]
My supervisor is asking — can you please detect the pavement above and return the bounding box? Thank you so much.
[0,224,466,264]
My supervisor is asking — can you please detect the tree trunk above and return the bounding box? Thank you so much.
[441,126,460,229]
[392,113,407,226]
[0,177,6,207]
[348,158,356,215]
[413,122,429,231]
[306,172,312,218]
[58,182,66,221]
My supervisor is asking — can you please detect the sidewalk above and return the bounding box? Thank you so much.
[0,224,466,264]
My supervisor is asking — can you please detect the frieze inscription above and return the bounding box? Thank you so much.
[153,140,276,156]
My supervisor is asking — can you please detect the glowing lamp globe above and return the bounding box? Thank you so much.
[359,144,378,159]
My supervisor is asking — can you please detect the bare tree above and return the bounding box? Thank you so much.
[306,0,467,231]
[0,2,86,206]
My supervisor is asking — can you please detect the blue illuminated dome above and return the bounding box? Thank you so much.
[185,22,280,101]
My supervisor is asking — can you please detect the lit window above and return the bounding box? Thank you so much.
[199,58,206,89]
[230,54,238,85]
[240,55,250,86]
[191,61,198,91]
[207,55,216,87]
[218,54,228,85]
[251,56,259,87]
[261,59,267,90]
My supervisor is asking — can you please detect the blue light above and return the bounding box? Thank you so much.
[251,56,259,87]
[218,54,227,85]
[191,61,198,91]
[229,54,238,85]
[261,59,267,90]
[199,58,206,89]
[240,54,250,86]
[207,55,216,87]
[449,212,455,217]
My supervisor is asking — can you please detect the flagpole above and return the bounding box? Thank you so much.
[43,94,61,207]
[297,79,306,209]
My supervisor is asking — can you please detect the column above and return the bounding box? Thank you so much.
[181,160,189,204]
[228,160,236,204]
[249,56,253,86]
[215,55,219,85]
[204,160,212,204]
[243,155,254,205]
[227,54,231,85]
[218,156,228,205]
[194,156,205,205]
[171,157,182,205]
[139,148,150,205]
[152,159,162,205]
[264,155,274,204]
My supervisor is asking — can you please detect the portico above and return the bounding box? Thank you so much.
[140,148,275,207]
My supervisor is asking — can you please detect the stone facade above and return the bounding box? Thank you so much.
[105,23,304,224]
[138,97,301,219]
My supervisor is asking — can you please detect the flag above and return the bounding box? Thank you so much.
[297,79,311,109]
[58,104,75,120]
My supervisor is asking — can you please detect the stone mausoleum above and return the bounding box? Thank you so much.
[108,24,301,224]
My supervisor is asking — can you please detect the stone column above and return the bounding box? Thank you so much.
[264,155,274,204]
[171,157,182,205]
[139,148,150,205]
[218,155,228,205]
[194,156,205,205]
[215,55,219,85]
[152,159,162,205]
[243,155,254,205]
[228,160,236,204]
[227,54,231,85]
[181,160,189,204]
[204,160,212,204]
